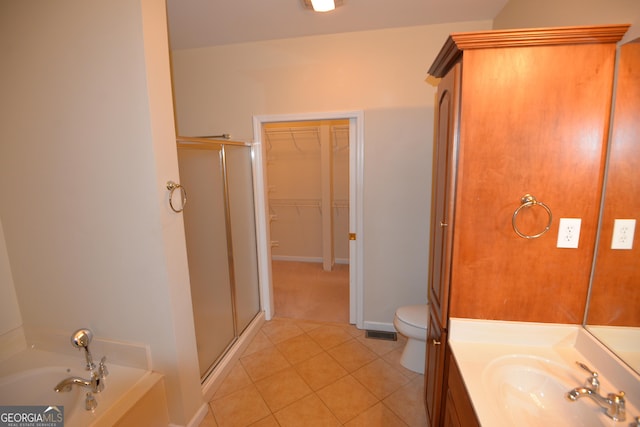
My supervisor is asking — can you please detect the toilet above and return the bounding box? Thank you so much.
[393,304,429,374]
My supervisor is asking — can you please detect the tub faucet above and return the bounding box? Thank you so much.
[54,370,104,393]
[54,328,108,408]
[566,361,626,422]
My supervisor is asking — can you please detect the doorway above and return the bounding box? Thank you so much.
[265,120,349,323]
[253,111,364,327]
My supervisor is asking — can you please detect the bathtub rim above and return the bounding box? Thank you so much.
[0,347,164,427]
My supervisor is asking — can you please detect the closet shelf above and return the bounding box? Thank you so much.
[265,125,349,153]
[265,127,320,153]
[270,198,321,208]
[269,198,349,208]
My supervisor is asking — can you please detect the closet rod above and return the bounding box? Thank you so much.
[176,136,251,148]
[194,133,231,139]
[270,199,349,208]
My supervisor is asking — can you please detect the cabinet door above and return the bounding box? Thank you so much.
[443,389,461,427]
[428,62,461,327]
[425,310,447,427]
[446,354,480,427]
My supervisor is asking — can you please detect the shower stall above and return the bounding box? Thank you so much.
[176,137,261,381]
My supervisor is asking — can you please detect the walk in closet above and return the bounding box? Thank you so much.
[176,137,261,380]
[264,120,349,270]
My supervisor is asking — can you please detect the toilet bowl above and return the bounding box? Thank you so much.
[393,304,429,374]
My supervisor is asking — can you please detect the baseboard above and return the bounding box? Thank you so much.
[363,320,396,333]
[176,402,209,427]
[271,255,349,265]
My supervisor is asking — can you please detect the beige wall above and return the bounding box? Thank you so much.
[494,0,640,42]
[171,21,493,327]
[0,0,202,424]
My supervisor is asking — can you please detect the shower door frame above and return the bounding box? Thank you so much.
[253,110,364,328]
[177,138,262,381]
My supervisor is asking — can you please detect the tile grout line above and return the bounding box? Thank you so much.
[207,317,424,426]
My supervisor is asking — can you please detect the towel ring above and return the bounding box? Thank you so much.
[167,181,187,213]
[512,194,552,239]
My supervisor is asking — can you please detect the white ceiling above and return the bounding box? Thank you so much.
[166,0,509,50]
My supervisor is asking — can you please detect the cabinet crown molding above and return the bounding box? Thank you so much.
[428,24,630,78]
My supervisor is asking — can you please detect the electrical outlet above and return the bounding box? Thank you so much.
[557,218,581,248]
[611,219,636,250]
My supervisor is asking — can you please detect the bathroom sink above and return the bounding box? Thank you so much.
[482,355,622,427]
[448,319,640,427]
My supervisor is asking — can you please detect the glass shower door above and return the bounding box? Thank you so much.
[177,140,262,380]
[178,146,235,378]
[225,145,260,333]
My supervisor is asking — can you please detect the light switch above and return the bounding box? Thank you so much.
[557,218,581,248]
[611,219,636,250]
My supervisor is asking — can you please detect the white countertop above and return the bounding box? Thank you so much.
[449,318,640,427]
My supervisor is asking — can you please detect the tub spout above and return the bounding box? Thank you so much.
[54,328,108,409]
[54,371,104,393]
[54,376,91,392]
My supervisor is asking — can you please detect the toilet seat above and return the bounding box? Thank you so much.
[395,304,428,329]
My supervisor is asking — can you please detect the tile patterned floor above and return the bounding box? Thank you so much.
[198,317,427,427]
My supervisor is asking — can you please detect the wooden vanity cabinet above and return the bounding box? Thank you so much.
[425,59,460,427]
[424,25,628,426]
[428,62,460,328]
[425,308,448,426]
[442,349,480,427]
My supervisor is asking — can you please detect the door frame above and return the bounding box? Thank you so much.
[252,111,364,328]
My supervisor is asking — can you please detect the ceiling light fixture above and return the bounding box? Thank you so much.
[303,0,344,13]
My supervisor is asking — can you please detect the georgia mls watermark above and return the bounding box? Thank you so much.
[0,406,64,427]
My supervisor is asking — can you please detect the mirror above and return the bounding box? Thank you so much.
[586,37,640,374]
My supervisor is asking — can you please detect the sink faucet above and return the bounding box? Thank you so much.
[54,328,108,410]
[566,361,626,422]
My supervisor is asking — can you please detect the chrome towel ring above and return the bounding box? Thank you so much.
[512,194,552,239]
[166,181,187,213]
